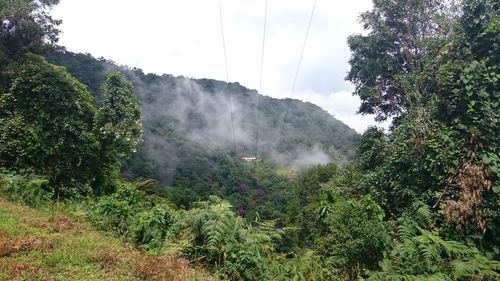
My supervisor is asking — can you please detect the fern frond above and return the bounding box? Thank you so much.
[397,221,418,241]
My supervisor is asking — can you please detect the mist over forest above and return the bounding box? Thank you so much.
[0,0,498,280]
[47,51,359,184]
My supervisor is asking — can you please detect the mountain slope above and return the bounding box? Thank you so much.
[46,50,359,212]
[47,50,358,169]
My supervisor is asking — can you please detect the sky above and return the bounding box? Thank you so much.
[52,0,385,133]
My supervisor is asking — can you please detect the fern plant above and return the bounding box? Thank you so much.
[267,251,344,281]
[131,205,177,251]
[0,169,52,206]
[171,196,277,280]
[370,204,500,281]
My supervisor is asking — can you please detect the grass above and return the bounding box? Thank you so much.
[0,199,211,281]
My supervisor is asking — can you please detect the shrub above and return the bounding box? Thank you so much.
[370,214,500,280]
[87,182,150,237]
[132,205,177,251]
[172,196,276,280]
[267,251,342,281]
[319,194,388,272]
[0,170,52,206]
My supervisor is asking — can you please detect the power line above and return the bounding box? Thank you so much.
[218,0,237,152]
[255,0,268,159]
[275,0,317,154]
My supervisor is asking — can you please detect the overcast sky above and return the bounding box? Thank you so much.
[52,0,384,133]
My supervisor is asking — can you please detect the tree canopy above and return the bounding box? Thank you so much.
[94,71,143,193]
[0,54,97,197]
[347,0,457,121]
[0,0,61,61]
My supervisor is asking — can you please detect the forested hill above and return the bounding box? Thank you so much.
[46,50,359,181]
[2,0,499,279]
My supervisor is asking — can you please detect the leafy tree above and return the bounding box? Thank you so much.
[433,0,499,253]
[352,0,499,256]
[346,0,455,121]
[288,163,338,247]
[0,54,98,198]
[357,127,387,171]
[94,71,142,193]
[0,0,60,66]
[359,109,464,216]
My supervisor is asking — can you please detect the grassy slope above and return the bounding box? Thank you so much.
[0,199,210,281]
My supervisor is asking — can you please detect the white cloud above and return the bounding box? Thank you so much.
[52,0,378,132]
[292,90,388,133]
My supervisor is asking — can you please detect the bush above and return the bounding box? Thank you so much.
[132,205,177,251]
[87,182,150,236]
[370,215,500,280]
[267,251,342,281]
[0,170,52,206]
[319,195,388,272]
[172,196,276,280]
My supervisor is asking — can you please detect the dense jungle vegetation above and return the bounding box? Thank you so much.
[0,0,499,280]
[45,48,359,216]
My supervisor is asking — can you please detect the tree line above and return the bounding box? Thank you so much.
[0,0,499,280]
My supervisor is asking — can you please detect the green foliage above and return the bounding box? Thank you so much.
[267,251,341,281]
[353,0,498,254]
[322,164,364,198]
[95,71,142,157]
[171,196,277,280]
[0,54,98,198]
[88,182,178,252]
[0,55,143,198]
[87,182,150,236]
[45,51,108,97]
[288,163,339,247]
[319,195,388,272]
[286,164,388,276]
[0,115,40,164]
[346,0,454,121]
[131,205,177,251]
[93,71,143,193]
[0,0,61,64]
[435,0,499,196]
[0,169,52,206]
[359,108,464,215]
[89,183,146,236]
[371,215,500,280]
[357,127,387,172]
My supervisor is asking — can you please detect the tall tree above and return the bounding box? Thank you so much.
[1,0,61,93]
[0,54,98,197]
[0,0,60,60]
[346,0,456,121]
[94,71,143,193]
[434,0,499,250]
[350,0,499,254]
